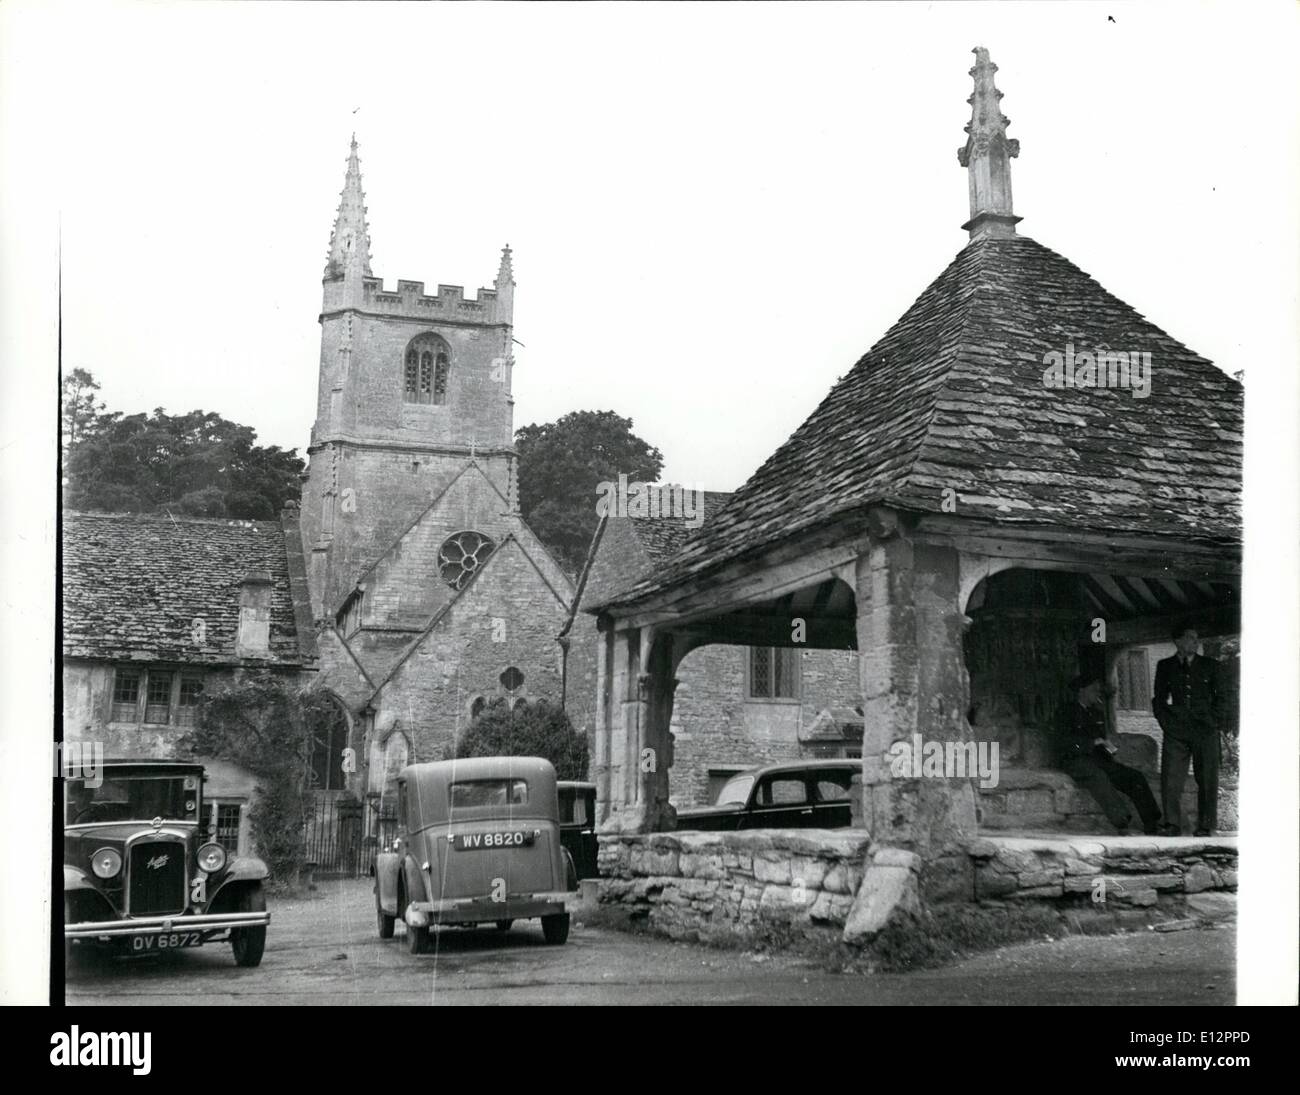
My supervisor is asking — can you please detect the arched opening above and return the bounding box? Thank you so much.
[641,574,860,811]
[308,692,352,792]
[963,566,1240,836]
[402,333,451,405]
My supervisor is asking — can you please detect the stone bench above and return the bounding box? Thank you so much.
[978,766,1234,833]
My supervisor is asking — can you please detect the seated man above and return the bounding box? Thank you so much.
[1055,673,1161,835]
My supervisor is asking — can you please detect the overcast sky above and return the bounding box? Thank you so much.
[12,0,1300,492]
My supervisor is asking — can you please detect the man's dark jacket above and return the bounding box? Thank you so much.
[1152,653,1220,738]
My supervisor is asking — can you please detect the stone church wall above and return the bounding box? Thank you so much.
[371,540,568,763]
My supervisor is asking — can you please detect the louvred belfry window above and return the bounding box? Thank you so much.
[403,334,451,405]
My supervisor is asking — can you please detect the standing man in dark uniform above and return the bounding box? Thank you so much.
[1152,625,1221,836]
[1055,674,1161,835]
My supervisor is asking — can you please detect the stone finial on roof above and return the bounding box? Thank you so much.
[496,244,515,288]
[957,47,1022,241]
[324,134,374,279]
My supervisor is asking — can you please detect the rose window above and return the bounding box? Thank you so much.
[438,531,496,590]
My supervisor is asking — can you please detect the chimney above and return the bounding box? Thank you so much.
[237,571,274,658]
[957,47,1022,240]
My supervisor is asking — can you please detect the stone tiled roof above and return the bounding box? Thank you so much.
[574,492,733,616]
[627,491,735,564]
[63,512,314,666]
[608,235,1243,608]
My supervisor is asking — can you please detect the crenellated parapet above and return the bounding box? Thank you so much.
[322,273,510,325]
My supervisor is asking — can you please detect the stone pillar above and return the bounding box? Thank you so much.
[592,618,611,823]
[854,520,976,857]
[596,624,680,834]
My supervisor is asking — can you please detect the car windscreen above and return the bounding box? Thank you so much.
[715,774,754,807]
[449,779,528,809]
[65,775,199,825]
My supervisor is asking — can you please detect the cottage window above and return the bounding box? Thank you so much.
[144,670,174,723]
[212,802,243,851]
[748,647,799,700]
[403,334,450,405]
[176,675,204,727]
[111,668,141,721]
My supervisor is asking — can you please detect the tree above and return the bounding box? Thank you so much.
[178,674,341,889]
[455,698,589,781]
[515,410,664,574]
[60,368,112,462]
[62,382,304,519]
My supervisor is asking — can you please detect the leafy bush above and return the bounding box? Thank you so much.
[455,698,589,780]
[178,673,341,889]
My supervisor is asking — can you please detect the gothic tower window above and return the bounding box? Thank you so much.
[438,530,495,590]
[403,334,451,405]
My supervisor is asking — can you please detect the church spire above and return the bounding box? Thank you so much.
[957,47,1022,240]
[324,135,373,279]
[495,244,514,289]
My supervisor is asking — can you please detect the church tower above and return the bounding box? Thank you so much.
[301,137,521,631]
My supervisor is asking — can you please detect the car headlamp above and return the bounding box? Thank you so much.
[91,847,122,879]
[196,842,227,873]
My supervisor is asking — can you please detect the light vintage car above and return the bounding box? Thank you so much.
[64,758,270,967]
[674,759,859,831]
[374,757,576,953]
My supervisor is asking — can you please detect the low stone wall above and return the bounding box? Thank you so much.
[968,835,1237,909]
[597,830,870,941]
[597,829,1239,948]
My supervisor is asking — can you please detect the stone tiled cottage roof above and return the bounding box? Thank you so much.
[602,235,1243,609]
[568,491,734,620]
[627,491,735,565]
[62,512,316,667]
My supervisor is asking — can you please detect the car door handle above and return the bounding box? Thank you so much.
[800,808,814,814]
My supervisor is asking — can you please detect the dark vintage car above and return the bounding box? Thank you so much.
[674,759,858,831]
[557,781,599,881]
[64,759,270,967]
[374,757,576,953]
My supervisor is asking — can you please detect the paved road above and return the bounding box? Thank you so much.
[66,880,1235,1006]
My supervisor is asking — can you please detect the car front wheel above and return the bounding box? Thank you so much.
[541,913,570,945]
[231,885,267,968]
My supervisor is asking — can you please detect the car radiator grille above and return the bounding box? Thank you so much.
[129,841,186,916]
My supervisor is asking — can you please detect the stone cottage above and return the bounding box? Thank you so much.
[61,511,319,854]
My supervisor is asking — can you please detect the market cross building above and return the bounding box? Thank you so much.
[584,49,1242,938]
